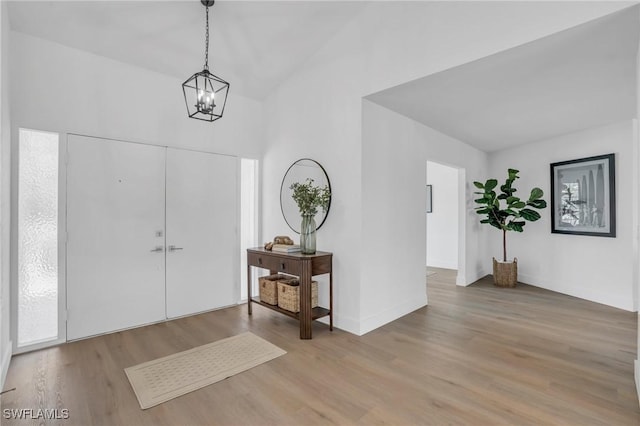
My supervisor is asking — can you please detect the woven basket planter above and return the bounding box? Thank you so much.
[277,278,319,313]
[493,257,517,288]
[258,274,287,305]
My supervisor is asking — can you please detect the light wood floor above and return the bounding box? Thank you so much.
[2,269,639,425]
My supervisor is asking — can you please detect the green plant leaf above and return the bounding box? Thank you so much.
[501,185,516,194]
[529,187,544,201]
[505,220,524,232]
[520,208,541,221]
[290,178,331,215]
[474,169,546,239]
[484,179,498,191]
[527,199,547,209]
[473,181,484,189]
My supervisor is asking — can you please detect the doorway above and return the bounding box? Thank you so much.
[66,135,238,340]
[426,161,461,285]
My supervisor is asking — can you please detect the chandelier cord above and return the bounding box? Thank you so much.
[204,5,210,71]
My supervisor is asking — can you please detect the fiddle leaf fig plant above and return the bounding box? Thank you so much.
[473,169,547,262]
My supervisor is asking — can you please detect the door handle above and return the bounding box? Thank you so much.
[150,246,164,253]
[168,245,184,252]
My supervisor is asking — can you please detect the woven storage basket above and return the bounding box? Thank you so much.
[277,278,319,313]
[258,274,287,305]
[493,257,517,288]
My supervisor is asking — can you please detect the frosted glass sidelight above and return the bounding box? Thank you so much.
[18,129,59,346]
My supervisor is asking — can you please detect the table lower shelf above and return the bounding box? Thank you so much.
[251,297,330,321]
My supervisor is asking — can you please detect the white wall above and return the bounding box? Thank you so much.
[361,101,488,333]
[262,2,632,335]
[0,0,12,388]
[426,161,459,270]
[489,120,636,311]
[9,31,264,158]
[261,40,365,333]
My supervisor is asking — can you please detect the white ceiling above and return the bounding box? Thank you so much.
[366,6,639,152]
[7,0,367,100]
[7,2,639,152]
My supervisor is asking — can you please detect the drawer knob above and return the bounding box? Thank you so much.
[281,263,286,270]
[258,258,262,265]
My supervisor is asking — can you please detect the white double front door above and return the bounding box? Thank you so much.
[66,135,237,340]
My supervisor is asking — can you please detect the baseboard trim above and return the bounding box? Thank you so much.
[1,341,12,391]
[635,359,639,406]
[460,268,490,287]
[316,313,359,336]
[359,295,427,336]
[518,273,634,311]
[426,259,458,270]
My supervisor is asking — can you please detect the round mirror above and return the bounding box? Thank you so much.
[280,158,332,234]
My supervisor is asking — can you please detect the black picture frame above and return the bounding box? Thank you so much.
[550,153,615,237]
[426,185,433,213]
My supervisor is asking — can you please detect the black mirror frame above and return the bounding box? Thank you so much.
[280,158,332,234]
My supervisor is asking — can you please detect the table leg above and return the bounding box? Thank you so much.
[299,259,312,339]
[329,271,333,331]
[247,265,252,315]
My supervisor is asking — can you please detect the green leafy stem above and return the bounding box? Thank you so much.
[290,178,331,216]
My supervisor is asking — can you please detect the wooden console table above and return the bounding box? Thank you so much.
[247,248,333,339]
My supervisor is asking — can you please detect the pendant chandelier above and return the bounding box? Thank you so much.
[182,0,229,122]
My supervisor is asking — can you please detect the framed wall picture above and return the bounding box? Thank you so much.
[550,153,615,237]
[426,184,433,213]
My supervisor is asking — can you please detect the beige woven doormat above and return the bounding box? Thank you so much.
[125,332,286,409]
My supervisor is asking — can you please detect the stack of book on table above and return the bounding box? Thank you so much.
[271,244,301,253]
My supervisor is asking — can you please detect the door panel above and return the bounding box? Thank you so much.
[165,149,237,318]
[67,135,166,340]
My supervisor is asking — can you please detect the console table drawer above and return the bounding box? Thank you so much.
[311,256,332,275]
[248,252,301,275]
